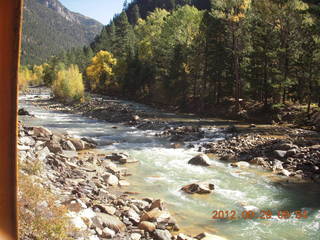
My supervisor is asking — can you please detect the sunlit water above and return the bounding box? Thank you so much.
[19,94,320,240]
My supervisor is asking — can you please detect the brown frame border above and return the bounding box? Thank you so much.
[0,0,23,239]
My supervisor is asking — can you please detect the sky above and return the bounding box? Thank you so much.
[60,0,131,25]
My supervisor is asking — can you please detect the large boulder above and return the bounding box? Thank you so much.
[46,141,63,154]
[33,126,52,138]
[188,154,211,166]
[181,182,214,194]
[70,138,86,151]
[61,140,76,151]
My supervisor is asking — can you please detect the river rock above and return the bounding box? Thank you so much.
[181,182,214,194]
[33,126,52,138]
[141,208,162,222]
[94,204,116,215]
[131,233,142,240]
[126,208,140,224]
[177,233,195,240]
[153,229,172,240]
[36,146,51,161]
[70,138,86,150]
[286,149,297,157]
[101,227,116,238]
[188,154,211,166]
[106,153,138,164]
[61,140,76,151]
[250,157,270,168]
[119,180,130,187]
[195,232,228,240]
[81,137,98,146]
[279,169,291,177]
[150,199,164,211]
[92,213,126,233]
[138,221,156,232]
[46,141,63,154]
[19,136,36,146]
[230,161,250,168]
[18,108,31,116]
[272,160,283,171]
[273,150,287,159]
[102,173,119,186]
[63,199,87,212]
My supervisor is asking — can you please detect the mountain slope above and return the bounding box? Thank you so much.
[21,0,103,65]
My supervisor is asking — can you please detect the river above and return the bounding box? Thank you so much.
[19,92,320,240]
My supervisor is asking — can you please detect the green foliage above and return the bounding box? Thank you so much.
[52,65,84,102]
[45,0,320,112]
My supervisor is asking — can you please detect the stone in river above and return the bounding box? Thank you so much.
[177,233,195,240]
[230,161,250,168]
[102,173,119,186]
[181,182,214,194]
[119,180,130,187]
[188,154,211,166]
[195,232,228,240]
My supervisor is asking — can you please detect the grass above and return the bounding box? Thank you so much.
[18,170,73,239]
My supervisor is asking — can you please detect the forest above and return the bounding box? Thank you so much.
[21,0,320,116]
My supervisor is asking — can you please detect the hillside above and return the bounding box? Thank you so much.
[21,0,103,65]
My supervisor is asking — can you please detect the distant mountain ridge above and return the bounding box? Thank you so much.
[21,0,103,65]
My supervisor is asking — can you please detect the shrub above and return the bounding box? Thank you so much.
[52,64,84,102]
[18,65,45,90]
[18,174,72,240]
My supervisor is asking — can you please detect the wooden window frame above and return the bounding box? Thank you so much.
[0,0,23,239]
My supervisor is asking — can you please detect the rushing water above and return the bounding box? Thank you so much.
[19,93,320,240]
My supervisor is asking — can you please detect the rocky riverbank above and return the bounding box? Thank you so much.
[201,130,320,183]
[18,123,228,240]
[22,87,320,183]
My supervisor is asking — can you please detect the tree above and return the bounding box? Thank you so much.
[86,51,117,91]
[212,0,251,110]
[52,65,84,102]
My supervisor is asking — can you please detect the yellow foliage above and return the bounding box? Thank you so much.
[86,50,117,90]
[18,173,72,240]
[18,64,46,90]
[52,65,84,102]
